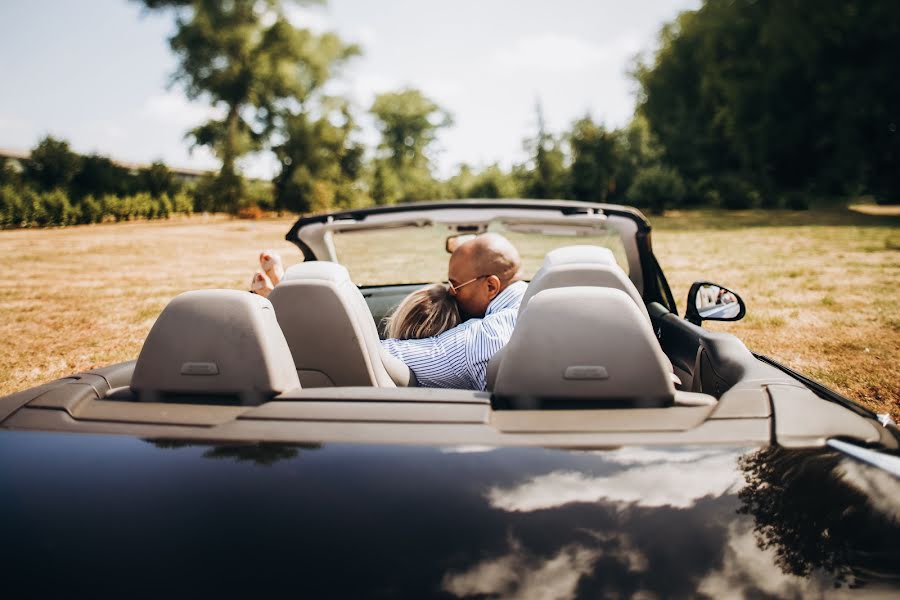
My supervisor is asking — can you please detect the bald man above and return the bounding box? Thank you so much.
[381,233,527,390]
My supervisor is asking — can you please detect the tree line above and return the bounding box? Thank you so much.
[3,0,895,228]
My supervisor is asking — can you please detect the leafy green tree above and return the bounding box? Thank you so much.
[445,163,521,199]
[371,89,452,171]
[0,158,21,187]
[612,115,663,203]
[521,102,568,199]
[637,0,900,203]
[628,165,685,214]
[137,161,181,198]
[264,24,362,213]
[24,136,81,192]
[568,116,621,202]
[71,154,133,199]
[139,0,328,212]
[369,88,452,204]
[272,100,367,212]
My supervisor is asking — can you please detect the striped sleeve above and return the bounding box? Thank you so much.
[464,308,518,391]
[380,321,479,389]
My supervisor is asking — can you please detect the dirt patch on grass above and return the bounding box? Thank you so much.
[1,208,897,420]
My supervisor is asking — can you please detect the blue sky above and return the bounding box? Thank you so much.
[0,0,699,178]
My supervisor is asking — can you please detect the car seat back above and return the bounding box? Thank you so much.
[269,261,414,388]
[492,287,675,407]
[519,245,649,323]
[131,290,300,404]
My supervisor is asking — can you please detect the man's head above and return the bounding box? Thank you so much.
[447,233,522,318]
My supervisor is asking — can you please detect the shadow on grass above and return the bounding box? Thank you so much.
[650,207,900,232]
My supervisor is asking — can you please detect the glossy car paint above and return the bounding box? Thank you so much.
[2,430,898,597]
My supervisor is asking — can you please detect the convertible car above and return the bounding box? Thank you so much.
[2,199,898,597]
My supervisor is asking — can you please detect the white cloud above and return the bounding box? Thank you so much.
[491,32,641,73]
[350,24,377,47]
[140,91,224,128]
[284,4,333,33]
[487,452,744,512]
[0,114,28,135]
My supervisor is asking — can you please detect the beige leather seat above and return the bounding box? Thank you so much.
[268,262,415,388]
[486,245,677,391]
[131,290,300,404]
[492,287,676,408]
[519,245,649,323]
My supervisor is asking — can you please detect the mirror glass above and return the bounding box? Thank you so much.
[446,234,476,253]
[695,284,741,319]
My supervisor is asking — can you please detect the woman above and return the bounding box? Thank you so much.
[250,251,460,340]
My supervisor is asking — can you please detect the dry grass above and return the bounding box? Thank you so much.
[0,207,897,419]
[652,208,899,418]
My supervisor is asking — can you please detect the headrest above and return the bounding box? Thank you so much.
[493,287,675,408]
[542,245,617,268]
[269,261,402,388]
[282,261,351,284]
[131,290,300,402]
[520,262,650,323]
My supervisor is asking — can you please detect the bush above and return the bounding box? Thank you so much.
[158,193,173,218]
[713,174,758,210]
[78,194,103,224]
[101,194,124,222]
[628,166,686,214]
[237,205,264,219]
[172,191,193,215]
[42,189,75,225]
[0,185,22,228]
[780,190,810,210]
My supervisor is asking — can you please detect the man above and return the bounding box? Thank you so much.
[381,233,527,391]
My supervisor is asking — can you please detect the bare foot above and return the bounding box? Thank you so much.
[250,271,274,298]
[260,250,284,286]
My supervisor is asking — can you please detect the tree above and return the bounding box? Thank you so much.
[369,88,452,203]
[137,161,181,198]
[568,116,621,202]
[24,136,81,191]
[636,0,900,203]
[263,28,362,212]
[371,89,452,171]
[521,101,568,199]
[139,0,324,212]
[271,99,366,212]
[71,154,133,199]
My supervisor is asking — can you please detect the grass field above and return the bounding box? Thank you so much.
[0,206,897,418]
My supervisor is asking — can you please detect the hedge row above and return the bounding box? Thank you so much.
[0,186,194,228]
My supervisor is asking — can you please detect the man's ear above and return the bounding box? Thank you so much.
[485,275,502,299]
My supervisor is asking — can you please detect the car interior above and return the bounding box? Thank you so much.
[2,234,894,452]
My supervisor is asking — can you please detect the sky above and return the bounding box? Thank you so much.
[0,0,700,179]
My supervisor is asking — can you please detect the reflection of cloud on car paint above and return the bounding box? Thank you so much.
[443,540,596,600]
[440,445,497,454]
[595,446,727,465]
[696,521,898,600]
[442,531,649,600]
[835,459,900,522]
[487,452,744,512]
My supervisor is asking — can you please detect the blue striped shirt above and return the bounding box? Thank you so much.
[381,281,527,391]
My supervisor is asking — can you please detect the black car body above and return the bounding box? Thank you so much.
[2,200,899,598]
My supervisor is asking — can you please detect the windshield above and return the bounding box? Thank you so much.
[330,220,629,286]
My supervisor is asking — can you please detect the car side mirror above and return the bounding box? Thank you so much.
[446,234,476,253]
[686,282,746,326]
